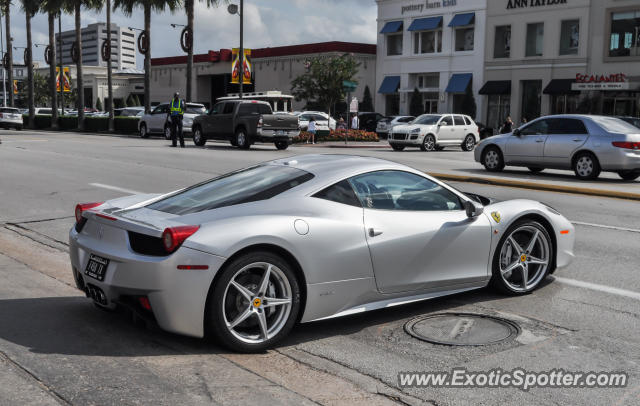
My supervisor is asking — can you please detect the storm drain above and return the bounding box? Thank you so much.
[404,313,520,346]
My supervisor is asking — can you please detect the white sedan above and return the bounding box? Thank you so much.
[297,111,336,131]
[389,114,479,152]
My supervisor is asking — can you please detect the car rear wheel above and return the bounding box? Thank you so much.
[207,251,301,352]
[192,126,206,146]
[528,167,544,173]
[573,152,601,180]
[421,134,436,151]
[482,146,505,172]
[235,129,250,149]
[164,126,172,140]
[618,170,640,181]
[390,144,405,151]
[490,220,553,295]
[275,141,289,150]
[139,124,149,138]
[461,134,476,151]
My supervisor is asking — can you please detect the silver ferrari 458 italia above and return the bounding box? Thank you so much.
[69,154,575,352]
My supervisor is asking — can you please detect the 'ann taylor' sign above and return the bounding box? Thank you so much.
[402,0,457,15]
[507,0,567,10]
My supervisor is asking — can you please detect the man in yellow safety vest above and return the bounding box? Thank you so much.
[168,92,186,147]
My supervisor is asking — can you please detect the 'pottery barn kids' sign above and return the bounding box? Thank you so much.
[402,0,457,14]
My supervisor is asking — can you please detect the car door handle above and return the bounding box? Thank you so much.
[368,228,383,237]
[572,138,583,142]
[535,139,544,143]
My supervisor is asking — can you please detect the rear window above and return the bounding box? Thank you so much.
[591,117,640,134]
[0,108,19,113]
[186,105,206,115]
[147,165,314,215]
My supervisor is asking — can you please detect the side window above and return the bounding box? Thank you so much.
[551,118,588,135]
[463,116,472,125]
[440,115,453,126]
[400,117,414,123]
[313,180,361,207]
[349,171,462,211]
[152,105,162,114]
[313,114,326,121]
[454,115,466,126]
[521,119,550,135]
[210,103,223,115]
[238,104,258,115]
[258,104,272,115]
[222,103,235,114]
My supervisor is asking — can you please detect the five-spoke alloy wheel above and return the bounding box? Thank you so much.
[208,251,300,352]
[421,134,436,151]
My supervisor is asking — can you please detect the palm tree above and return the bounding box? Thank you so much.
[41,0,63,129]
[115,0,183,114]
[185,0,221,102]
[2,0,14,107]
[20,0,39,128]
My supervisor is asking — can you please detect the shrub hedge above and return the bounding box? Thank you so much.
[293,129,379,143]
[22,115,140,135]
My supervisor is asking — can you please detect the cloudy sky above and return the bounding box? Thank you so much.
[7,0,377,68]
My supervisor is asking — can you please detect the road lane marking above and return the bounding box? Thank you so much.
[555,277,640,301]
[89,183,142,195]
[571,221,640,234]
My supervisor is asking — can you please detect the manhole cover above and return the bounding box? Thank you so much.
[404,313,520,346]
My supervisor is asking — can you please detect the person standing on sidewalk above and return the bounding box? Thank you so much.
[351,113,359,130]
[169,92,186,148]
[307,117,316,144]
[500,116,513,134]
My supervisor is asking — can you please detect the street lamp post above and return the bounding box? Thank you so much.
[1,19,5,107]
[228,1,244,99]
[58,12,64,116]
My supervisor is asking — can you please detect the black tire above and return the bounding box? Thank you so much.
[207,250,301,352]
[461,134,476,151]
[164,125,172,140]
[618,170,640,181]
[275,141,289,150]
[528,167,544,173]
[573,152,601,180]
[421,134,436,151]
[490,219,554,295]
[230,139,238,147]
[482,146,505,172]
[390,144,405,151]
[139,123,149,138]
[235,128,250,149]
[192,126,206,146]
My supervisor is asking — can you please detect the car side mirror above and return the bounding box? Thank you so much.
[464,200,484,218]
[513,128,521,136]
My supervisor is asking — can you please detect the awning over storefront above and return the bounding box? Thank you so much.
[543,79,579,94]
[479,80,511,95]
[448,13,475,27]
[408,16,443,31]
[380,21,403,34]
[445,73,472,93]
[378,76,401,94]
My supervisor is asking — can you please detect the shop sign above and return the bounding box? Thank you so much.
[575,73,627,84]
[402,0,457,14]
[507,0,567,10]
[571,82,631,90]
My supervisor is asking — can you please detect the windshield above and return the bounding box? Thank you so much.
[591,117,640,134]
[147,165,314,215]
[186,105,206,115]
[412,115,442,125]
[0,108,19,113]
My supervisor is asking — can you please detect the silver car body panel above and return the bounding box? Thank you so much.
[69,154,575,338]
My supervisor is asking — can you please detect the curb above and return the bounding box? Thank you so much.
[294,143,390,149]
[428,172,640,201]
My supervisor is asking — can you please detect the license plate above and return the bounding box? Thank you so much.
[277,130,284,135]
[85,254,110,281]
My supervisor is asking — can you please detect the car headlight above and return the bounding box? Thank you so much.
[411,128,420,133]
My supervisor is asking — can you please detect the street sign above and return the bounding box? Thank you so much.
[350,97,359,113]
[342,80,357,93]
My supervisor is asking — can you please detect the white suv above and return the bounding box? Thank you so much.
[139,103,206,139]
[389,114,479,152]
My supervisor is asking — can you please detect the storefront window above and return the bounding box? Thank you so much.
[521,80,542,121]
[487,95,510,131]
[609,10,640,57]
[552,94,580,114]
[387,34,403,56]
[494,26,511,58]
[526,23,544,57]
[414,30,442,54]
[424,92,439,113]
[455,27,474,51]
[603,93,639,116]
[417,73,439,89]
[560,20,579,55]
[385,94,400,116]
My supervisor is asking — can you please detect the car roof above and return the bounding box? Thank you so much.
[267,154,407,180]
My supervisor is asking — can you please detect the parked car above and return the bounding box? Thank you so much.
[119,107,145,117]
[355,112,384,132]
[0,107,23,130]
[475,114,640,181]
[389,114,479,152]
[138,102,206,139]
[376,115,415,139]
[33,107,62,115]
[617,116,640,129]
[191,99,300,150]
[474,122,495,139]
[297,111,336,131]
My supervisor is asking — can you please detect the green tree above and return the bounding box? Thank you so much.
[33,73,49,106]
[360,85,373,112]
[95,97,103,111]
[133,94,141,106]
[291,54,360,116]
[115,0,183,114]
[41,0,64,128]
[409,87,423,117]
[126,93,135,107]
[20,0,40,128]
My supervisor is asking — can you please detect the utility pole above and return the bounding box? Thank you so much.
[239,0,244,99]
[58,13,64,115]
[0,17,5,107]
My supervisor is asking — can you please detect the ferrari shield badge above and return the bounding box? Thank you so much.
[491,211,501,223]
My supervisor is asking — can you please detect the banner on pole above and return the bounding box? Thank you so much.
[13,80,18,95]
[56,67,72,93]
[231,48,252,84]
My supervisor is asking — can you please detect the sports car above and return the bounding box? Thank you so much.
[69,154,575,352]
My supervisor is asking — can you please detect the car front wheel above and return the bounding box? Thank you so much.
[275,141,289,150]
[192,126,206,146]
[139,124,148,138]
[421,134,436,151]
[207,251,301,352]
[164,126,172,140]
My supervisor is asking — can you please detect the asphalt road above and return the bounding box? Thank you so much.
[1,130,639,406]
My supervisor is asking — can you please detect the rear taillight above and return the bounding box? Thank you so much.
[612,141,640,150]
[162,225,200,253]
[257,117,263,128]
[75,202,103,223]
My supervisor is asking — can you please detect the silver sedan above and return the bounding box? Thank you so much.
[474,114,640,180]
[69,155,575,352]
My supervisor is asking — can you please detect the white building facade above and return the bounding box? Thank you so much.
[375,0,487,119]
